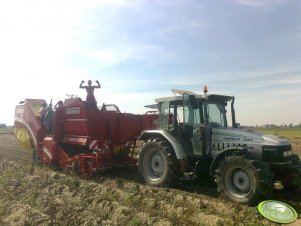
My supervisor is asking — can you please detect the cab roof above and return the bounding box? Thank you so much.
[154,94,233,103]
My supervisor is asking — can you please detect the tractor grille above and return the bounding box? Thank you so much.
[213,142,246,151]
[262,145,292,163]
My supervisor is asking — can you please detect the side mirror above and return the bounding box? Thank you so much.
[189,95,198,109]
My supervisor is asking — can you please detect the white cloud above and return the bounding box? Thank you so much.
[95,0,140,7]
[233,0,290,7]
[0,0,101,124]
[79,48,133,66]
[271,78,301,84]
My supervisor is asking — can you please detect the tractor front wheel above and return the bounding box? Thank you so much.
[138,138,179,187]
[215,154,273,205]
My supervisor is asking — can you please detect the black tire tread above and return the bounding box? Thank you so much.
[138,138,180,187]
[215,154,273,205]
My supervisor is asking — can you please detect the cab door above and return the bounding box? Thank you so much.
[182,94,204,156]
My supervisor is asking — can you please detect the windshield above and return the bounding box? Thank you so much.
[204,102,227,127]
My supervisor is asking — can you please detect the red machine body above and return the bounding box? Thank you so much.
[14,96,158,177]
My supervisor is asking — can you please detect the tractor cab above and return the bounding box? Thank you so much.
[154,89,235,157]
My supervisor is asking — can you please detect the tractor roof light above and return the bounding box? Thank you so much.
[203,86,208,94]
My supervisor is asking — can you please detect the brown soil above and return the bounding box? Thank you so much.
[0,134,300,225]
[0,134,32,164]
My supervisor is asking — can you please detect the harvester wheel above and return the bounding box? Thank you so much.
[138,138,179,187]
[215,154,273,205]
[32,148,41,165]
[82,160,93,178]
[32,148,38,165]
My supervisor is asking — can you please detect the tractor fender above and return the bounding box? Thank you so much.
[139,130,187,160]
[209,147,248,175]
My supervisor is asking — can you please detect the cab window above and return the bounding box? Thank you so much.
[205,103,226,127]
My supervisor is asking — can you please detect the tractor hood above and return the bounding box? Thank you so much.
[211,127,291,159]
[212,127,290,146]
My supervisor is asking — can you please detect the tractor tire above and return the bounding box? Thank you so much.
[138,138,179,187]
[215,154,273,205]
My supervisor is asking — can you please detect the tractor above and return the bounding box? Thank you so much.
[137,87,301,205]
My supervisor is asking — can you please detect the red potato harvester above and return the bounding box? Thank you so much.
[14,82,158,177]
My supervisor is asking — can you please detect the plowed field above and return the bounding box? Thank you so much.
[0,134,300,225]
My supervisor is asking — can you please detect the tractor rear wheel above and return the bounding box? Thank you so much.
[215,154,273,205]
[138,138,179,187]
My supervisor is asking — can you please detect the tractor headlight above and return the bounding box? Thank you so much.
[283,151,293,157]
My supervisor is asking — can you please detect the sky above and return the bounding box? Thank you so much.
[0,0,300,126]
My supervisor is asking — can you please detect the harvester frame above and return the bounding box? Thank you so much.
[14,97,157,177]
